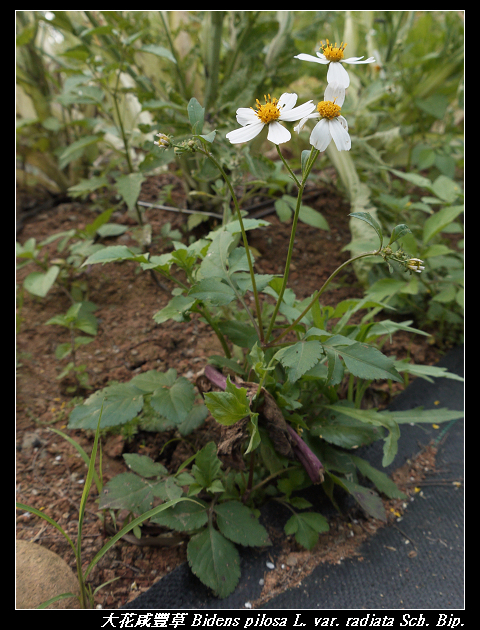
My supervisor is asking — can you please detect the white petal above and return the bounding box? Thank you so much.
[277,93,297,111]
[236,108,258,126]
[343,56,375,65]
[310,118,332,152]
[280,100,316,122]
[226,121,264,144]
[294,112,319,133]
[267,121,291,145]
[326,62,350,88]
[338,115,349,132]
[329,118,351,151]
[324,83,346,107]
[294,53,329,65]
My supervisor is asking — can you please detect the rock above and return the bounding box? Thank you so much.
[16,540,80,609]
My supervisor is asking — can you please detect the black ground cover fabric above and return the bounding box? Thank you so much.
[124,345,464,610]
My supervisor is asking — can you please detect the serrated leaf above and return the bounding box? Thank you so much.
[123,453,168,478]
[68,383,144,429]
[150,498,208,531]
[215,501,271,547]
[98,472,158,514]
[323,337,403,383]
[192,442,223,489]
[189,278,237,306]
[150,377,195,425]
[177,404,209,436]
[274,340,324,383]
[284,512,329,549]
[187,525,241,598]
[204,378,250,426]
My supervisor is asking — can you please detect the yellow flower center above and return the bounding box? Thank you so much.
[317,100,341,120]
[252,95,281,124]
[320,39,347,62]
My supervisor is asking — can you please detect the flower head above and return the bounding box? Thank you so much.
[226,93,315,145]
[294,83,351,152]
[295,40,375,88]
[406,258,425,274]
[154,133,171,148]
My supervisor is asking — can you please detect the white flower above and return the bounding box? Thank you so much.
[154,133,171,148]
[295,40,375,88]
[406,258,425,273]
[294,83,351,152]
[226,93,315,145]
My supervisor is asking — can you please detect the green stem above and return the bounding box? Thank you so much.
[192,305,231,359]
[264,147,319,343]
[276,145,300,187]
[264,249,381,348]
[199,146,264,341]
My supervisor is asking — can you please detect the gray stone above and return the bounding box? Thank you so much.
[16,540,80,609]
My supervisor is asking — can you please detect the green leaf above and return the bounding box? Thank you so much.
[83,245,149,266]
[204,377,250,426]
[98,472,158,514]
[23,266,60,297]
[116,172,146,212]
[150,377,196,425]
[140,44,177,63]
[153,295,197,324]
[423,205,464,244]
[177,404,209,436]
[299,205,329,230]
[284,512,329,550]
[387,407,464,424]
[150,499,208,531]
[192,442,223,490]
[187,97,205,135]
[214,501,271,547]
[58,135,101,169]
[68,383,144,429]
[123,453,168,478]
[349,212,383,249]
[324,404,400,467]
[388,224,412,246]
[332,476,386,521]
[311,403,385,449]
[189,278,237,306]
[431,175,462,203]
[322,337,403,383]
[388,168,433,191]
[187,525,241,599]
[274,340,324,383]
[352,456,407,500]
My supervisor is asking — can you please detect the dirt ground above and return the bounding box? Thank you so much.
[16,171,447,609]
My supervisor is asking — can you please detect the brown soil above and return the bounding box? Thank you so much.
[16,172,445,609]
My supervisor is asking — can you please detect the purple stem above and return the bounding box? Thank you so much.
[203,365,324,484]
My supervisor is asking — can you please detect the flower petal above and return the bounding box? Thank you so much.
[294,112,319,133]
[236,108,258,126]
[310,118,332,152]
[343,56,375,64]
[294,53,329,65]
[327,61,350,88]
[277,93,298,111]
[324,82,346,107]
[226,121,264,144]
[280,100,316,122]
[329,118,351,151]
[267,121,291,145]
